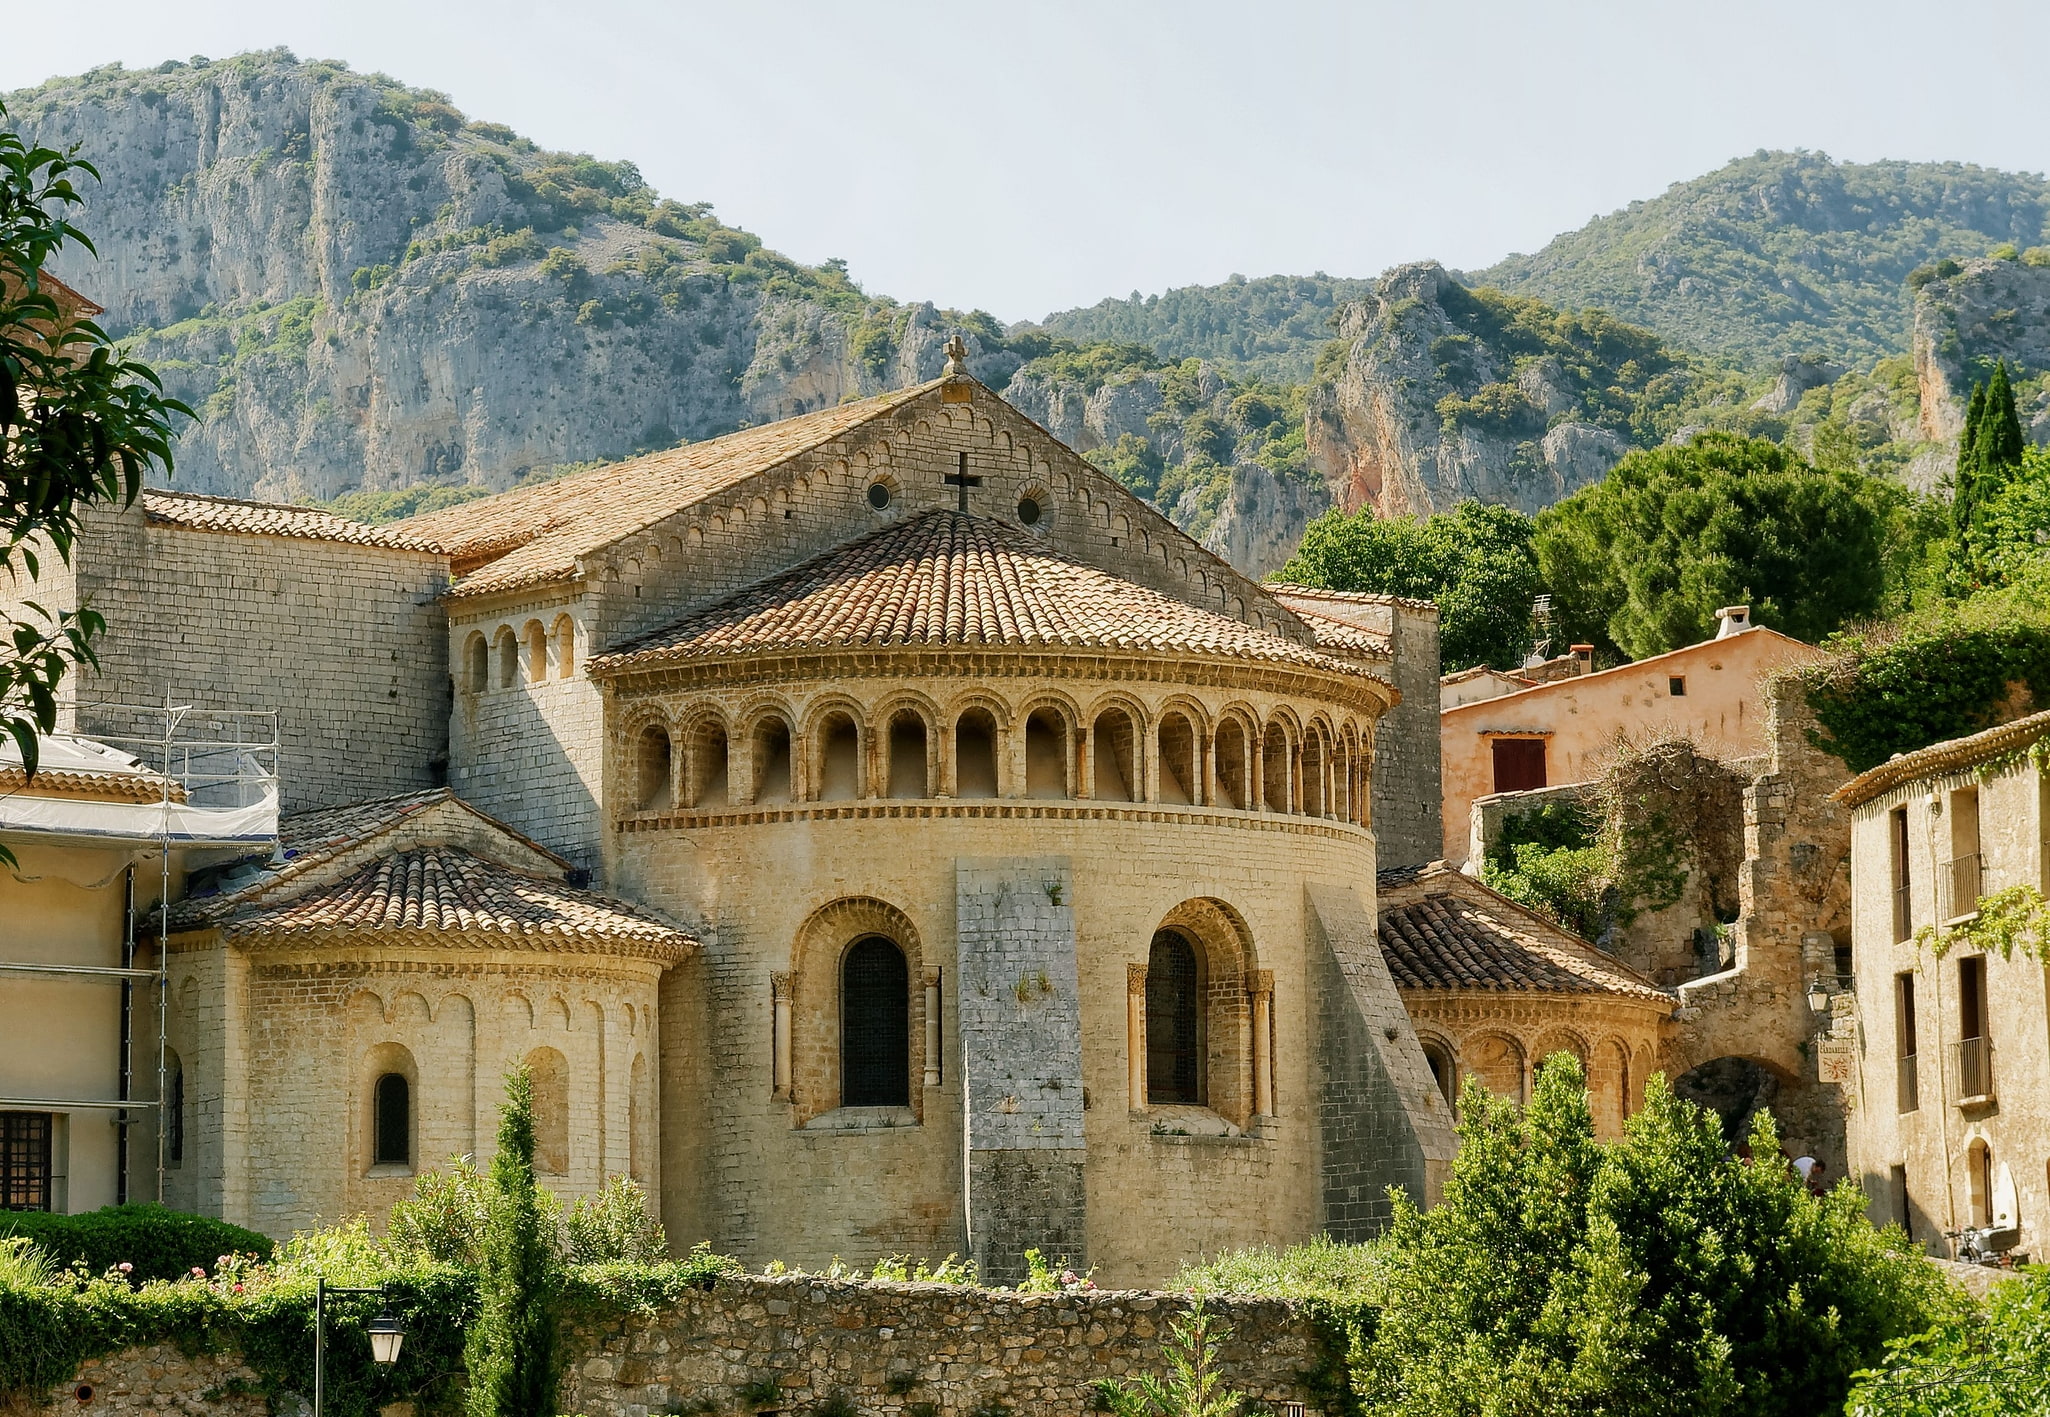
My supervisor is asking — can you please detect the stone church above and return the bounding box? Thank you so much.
[12,353,1528,1286]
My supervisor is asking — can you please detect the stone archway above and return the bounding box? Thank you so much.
[1671,1056,1787,1146]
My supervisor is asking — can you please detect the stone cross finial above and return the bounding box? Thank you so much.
[943,333,969,377]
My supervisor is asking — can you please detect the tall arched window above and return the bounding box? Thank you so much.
[636,724,673,810]
[551,615,576,679]
[165,1051,186,1165]
[955,709,999,798]
[692,720,729,807]
[1261,723,1291,812]
[523,620,548,683]
[818,713,860,801]
[1024,708,1069,798]
[1146,930,1203,1105]
[373,1073,411,1167]
[464,633,489,694]
[1158,712,1197,805]
[1213,719,1248,810]
[1093,708,1137,802]
[886,711,928,799]
[841,936,910,1107]
[495,629,519,689]
[753,717,793,804]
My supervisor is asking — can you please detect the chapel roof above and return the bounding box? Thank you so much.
[143,489,439,553]
[0,732,184,804]
[591,508,1386,685]
[1833,708,2050,808]
[1376,861,1671,1004]
[215,844,692,957]
[398,381,941,598]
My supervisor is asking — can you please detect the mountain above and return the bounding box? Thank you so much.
[1469,150,2050,367]
[1033,274,1376,383]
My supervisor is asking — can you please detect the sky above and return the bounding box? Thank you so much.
[8,1,2050,325]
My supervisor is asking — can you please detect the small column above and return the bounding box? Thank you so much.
[770,973,793,1100]
[1142,726,1159,803]
[923,968,943,1088]
[1127,963,1148,1108]
[1077,720,1095,800]
[1251,970,1275,1117]
[1196,733,1212,808]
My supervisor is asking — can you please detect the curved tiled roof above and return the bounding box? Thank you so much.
[1834,709,2050,808]
[222,845,692,954]
[144,490,439,552]
[400,383,940,597]
[1377,863,1670,1004]
[592,509,1384,684]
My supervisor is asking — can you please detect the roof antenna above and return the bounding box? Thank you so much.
[1524,594,1553,671]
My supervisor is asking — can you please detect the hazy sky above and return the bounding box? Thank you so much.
[8,1,2050,324]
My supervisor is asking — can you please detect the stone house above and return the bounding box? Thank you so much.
[4,363,1457,1286]
[1837,711,2050,1261]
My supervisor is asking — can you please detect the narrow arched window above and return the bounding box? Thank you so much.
[551,615,576,679]
[955,709,998,798]
[636,724,673,810]
[1025,708,1069,798]
[523,621,548,683]
[373,1073,410,1166]
[1146,930,1203,1105]
[464,633,489,694]
[842,936,910,1107]
[166,1057,186,1164]
[496,630,519,689]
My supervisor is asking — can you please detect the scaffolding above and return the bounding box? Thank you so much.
[0,701,277,1206]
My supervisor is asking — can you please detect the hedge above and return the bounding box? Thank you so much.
[0,1205,275,1284]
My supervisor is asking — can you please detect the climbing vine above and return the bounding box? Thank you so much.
[1915,884,2050,960]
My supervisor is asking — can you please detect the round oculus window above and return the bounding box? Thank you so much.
[1017,496,1043,526]
[866,482,892,511]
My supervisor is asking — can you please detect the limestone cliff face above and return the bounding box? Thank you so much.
[1912,256,2050,444]
[1305,262,1633,518]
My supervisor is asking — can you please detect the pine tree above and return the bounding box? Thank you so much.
[464,1066,560,1417]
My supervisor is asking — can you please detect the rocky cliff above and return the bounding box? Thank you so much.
[1911,255,2050,444]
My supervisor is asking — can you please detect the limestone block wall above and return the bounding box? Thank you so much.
[558,1277,1325,1417]
[163,940,663,1236]
[1367,599,1442,869]
[58,500,451,813]
[2,1343,267,1417]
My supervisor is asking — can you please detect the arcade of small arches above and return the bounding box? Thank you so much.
[1412,1022,1657,1141]
[769,894,1277,1133]
[615,687,1376,826]
[460,614,579,692]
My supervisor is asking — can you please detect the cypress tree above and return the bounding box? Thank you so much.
[464,1066,560,1417]
[1952,380,1987,543]
[1981,359,2025,491]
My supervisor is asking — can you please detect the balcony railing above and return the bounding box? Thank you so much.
[1955,1036,1994,1103]
[1897,1054,1919,1114]
[1893,882,1913,942]
[1940,853,1983,922]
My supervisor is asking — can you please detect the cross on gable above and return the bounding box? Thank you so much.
[943,451,982,512]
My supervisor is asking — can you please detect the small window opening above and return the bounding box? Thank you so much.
[818,715,860,801]
[166,1058,185,1165]
[1668,676,1687,696]
[1891,806,1912,941]
[693,722,730,807]
[551,616,575,679]
[1213,720,1248,810]
[842,936,910,1107]
[1422,1042,1455,1106]
[635,724,673,810]
[524,621,547,683]
[887,712,929,798]
[1490,738,1547,794]
[754,719,793,804]
[867,482,893,511]
[1017,496,1042,526]
[1093,709,1137,802]
[372,1073,410,1167]
[495,631,519,689]
[1024,709,1069,799]
[1262,723,1291,812]
[464,633,489,693]
[1158,714,1197,805]
[954,709,999,798]
[1300,733,1327,817]
[0,1111,53,1211]
[1146,930,1203,1105]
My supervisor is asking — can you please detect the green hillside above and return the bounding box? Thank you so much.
[1034,273,1375,382]
[1469,150,2050,366]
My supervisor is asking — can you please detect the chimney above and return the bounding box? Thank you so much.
[1714,605,1751,639]
[1570,644,1594,676]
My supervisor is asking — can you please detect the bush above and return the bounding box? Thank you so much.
[0,1205,273,1283]
[1848,1262,2050,1414]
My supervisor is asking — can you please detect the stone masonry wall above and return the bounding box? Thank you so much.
[3,1344,267,1417]
[1367,600,1442,870]
[558,1276,1326,1416]
[955,859,1087,1288]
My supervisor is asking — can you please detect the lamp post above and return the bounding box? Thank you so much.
[313,1278,407,1417]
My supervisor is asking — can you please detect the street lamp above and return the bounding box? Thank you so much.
[312,1277,407,1417]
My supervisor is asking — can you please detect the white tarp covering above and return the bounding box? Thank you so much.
[0,733,278,846]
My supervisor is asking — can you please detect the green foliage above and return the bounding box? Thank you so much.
[1916,882,2050,962]
[319,484,495,524]
[1533,431,1890,658]
[562,1175,667,1267]
[558,1245,744,1317]
[0,1206,273,1284]
[1482,841,1611,940]
[1951,363,2029,584]
[386,1155,492,1267]
[1094,1301,1245,1417]
[1037,273,1379,383]
[1177,1235,1380,1412]
[1352,1057,1950,1417]
[463,1067,561,1417]
[1473,151,2050,365]
[1278,499,1542,672]
[0,96,192,812]
[1847,1263,2050,1415]
[867,1254,978,1285]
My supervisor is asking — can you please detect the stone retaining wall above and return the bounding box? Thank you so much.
[559,1276,1324,1416]
[2,1346,267,1417]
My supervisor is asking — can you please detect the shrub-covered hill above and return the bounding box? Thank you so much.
[1469,149,2050,367]
[1033,273,1377,384]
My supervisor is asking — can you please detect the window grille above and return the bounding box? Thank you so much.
[842,937,910,1107]
[167,1067,185,1163]
[373,1074,410,1166]
[1147,930,1203,1106]
[0,1112,53,1212]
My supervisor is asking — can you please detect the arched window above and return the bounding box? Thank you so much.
[373,1073,410,1167]
[1968,1139,1994,1228]
[523,621,548,683]
[629,1054,650,1184]
[526,1047,569,1175]
[464,633,489,694]
[551,615,576,679]
[1146,929,1203,1105]
[1093,708,1137,802]
[1421,1040,1455,1107]
[1213,719,1248,810]
[954,709,998,798]
[495,629,519,689]
[1261,723,1291,813]
[818,713,860,801]
[1158,712,1197,805]
[636,724,673,810]
[886,711,928,799]
[691,720,729,807]
[841,936,910,1107]
[1024,708,1069,798]
[1301,731,1327,817]
[753,717,793,804]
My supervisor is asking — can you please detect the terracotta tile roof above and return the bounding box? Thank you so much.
[1377,862,1671,1004]
[399,382,941,598]
[1441,665,1532,687]
[144,490,440,553]
[0,765,185,803]
[1834,708,2050,808]
[1266,584,1441,616]
[1272,604,1390,657]
[220,844,692,955]
[592,509,1383,683]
